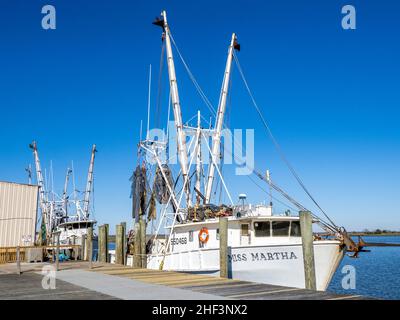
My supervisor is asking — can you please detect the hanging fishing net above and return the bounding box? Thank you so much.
[153,164,175,205]
[130,165,147,219]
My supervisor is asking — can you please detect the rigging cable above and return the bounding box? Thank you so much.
[232,51,339,231]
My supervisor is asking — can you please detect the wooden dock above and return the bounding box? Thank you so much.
[88,264,367,300]
[0,261,369,300]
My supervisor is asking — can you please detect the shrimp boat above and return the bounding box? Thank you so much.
[130,10,367,291]
[29,142,97,247]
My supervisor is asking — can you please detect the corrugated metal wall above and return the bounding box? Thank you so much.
[0,181,38,247]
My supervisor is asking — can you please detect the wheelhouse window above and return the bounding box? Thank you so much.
[241,224,249,236]
[290,221,301,237]
[254,221,270,237]
[272,221,290,236]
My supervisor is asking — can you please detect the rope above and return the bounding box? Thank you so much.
[233,51,339,231]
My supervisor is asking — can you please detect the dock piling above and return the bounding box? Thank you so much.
[16,246,21,275]
[72,235,78,261]
[82,234,87,260]
[219,217,228,278]
[299,210,317,290]
[87,227,93,269]
[115,224,124,265]
[105,224,109,262]
[133,222,141,268]
[140,218,147,268]
[121,222,127,265]
[55,232,60,271]
[98,224,109,263]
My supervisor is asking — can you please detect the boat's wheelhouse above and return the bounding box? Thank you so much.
[56,220,97,245]
[163,204,317,254]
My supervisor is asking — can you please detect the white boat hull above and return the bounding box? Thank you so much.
[146,240,343,291]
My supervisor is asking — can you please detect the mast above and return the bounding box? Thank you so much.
[29,141,49,239]
[83,144,97,219]
[205,33,239,203]
[157,10,191,206]
[62,168,72,215]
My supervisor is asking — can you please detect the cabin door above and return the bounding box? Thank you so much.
[240,224,250,245]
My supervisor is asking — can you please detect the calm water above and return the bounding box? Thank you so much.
[328,236,400,300]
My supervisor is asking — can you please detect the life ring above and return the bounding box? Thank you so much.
[198,227,209,244]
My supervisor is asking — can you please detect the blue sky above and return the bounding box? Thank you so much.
[1,0,399,232]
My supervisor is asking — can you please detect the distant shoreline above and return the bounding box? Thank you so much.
[348,232,400,237]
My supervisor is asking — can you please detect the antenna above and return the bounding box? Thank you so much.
[140,120,143,141]
[44,169,48,197]
[266,169,272,207]
[50,160,55,202]
[146,64,152,140]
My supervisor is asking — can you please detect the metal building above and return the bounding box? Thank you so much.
[0,181,38,247]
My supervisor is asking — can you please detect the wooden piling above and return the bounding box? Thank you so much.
[140,218,147,268]
[87,227,93,269]
[16,246,21,275]
[219,217,228,278]
[82,234,87,261]
[121,222,127,265]
[85,232,91,262]
[104,224,109,262]
[133,222,141,268]
[72,235,78,261]
[98,225,107,263]
[115,224,124,265]
[299,211,317,290]
[55,233,60,271]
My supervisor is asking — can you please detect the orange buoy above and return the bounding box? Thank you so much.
[198,227,209,244]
